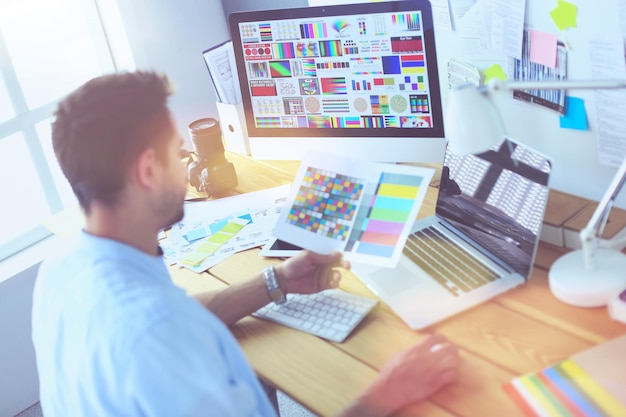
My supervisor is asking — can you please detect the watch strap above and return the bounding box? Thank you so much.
[263,266,286,305]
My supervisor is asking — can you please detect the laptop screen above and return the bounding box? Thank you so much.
[437,138,552,279]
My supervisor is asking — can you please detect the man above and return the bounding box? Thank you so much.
[32,71,458,416]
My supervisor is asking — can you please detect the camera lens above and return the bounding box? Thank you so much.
[188,117,224,163]
[186,117,238,196]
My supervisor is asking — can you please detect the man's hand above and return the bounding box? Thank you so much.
[338,333,459,417]
[274,250,349,295]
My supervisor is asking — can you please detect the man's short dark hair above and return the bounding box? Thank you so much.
[52,71,173,211]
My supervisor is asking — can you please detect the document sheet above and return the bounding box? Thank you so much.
[273,151,434,267]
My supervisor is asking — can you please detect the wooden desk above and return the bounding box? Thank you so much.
[170,152,626,417]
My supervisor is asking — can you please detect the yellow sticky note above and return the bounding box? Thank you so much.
[483,64,507,84]
[550,0,578,31]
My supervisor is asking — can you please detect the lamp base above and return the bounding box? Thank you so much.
[548,248,626,307]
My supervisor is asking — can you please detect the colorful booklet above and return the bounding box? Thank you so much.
[503,335,626,417]
[272,150,434,268]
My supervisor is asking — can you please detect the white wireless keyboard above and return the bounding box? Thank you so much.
[253,289,377,343]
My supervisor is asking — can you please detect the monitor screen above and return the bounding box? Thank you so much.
[228,0,446,162]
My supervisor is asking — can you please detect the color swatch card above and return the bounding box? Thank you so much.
[273,150,434,268]
[503,335,626,417]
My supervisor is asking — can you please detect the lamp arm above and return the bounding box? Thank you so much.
[486,78,626,92]
[580,157,626,270]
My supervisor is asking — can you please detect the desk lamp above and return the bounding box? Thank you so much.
[446,78,626,307]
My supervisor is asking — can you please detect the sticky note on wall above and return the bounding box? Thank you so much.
[550,0,578,31]
[560,96,587,130]
[529,29,558,68]
[484,64,507,84]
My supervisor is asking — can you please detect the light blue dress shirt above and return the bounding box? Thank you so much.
[32,232,276,417]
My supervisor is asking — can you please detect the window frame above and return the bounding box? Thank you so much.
[0,0,128,261]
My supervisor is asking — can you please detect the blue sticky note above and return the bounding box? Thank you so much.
[560,96,587,130]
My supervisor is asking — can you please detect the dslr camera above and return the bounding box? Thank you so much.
[186,118,238,196]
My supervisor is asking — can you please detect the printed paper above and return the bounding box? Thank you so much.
[273,151,434,267]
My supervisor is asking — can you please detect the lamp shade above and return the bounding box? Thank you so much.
[445,84,505,155]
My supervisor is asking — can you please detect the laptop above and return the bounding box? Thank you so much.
[352,138,552,329]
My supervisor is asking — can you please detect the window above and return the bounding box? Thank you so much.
[0,0,133,261]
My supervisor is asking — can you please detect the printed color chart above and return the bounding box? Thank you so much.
[503,335,626,417]
[274,151,434,267]
[345,173,422,258]
[504,359,626,417]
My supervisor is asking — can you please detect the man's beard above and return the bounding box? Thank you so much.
[164,205,184,230]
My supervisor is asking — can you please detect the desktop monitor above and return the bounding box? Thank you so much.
[228,0,445,162]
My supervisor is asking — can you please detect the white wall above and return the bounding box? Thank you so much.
[0,263,39,417]
[221,0,307,18]
[115,0,231,146]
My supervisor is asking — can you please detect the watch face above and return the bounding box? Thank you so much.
[274,291,287,305]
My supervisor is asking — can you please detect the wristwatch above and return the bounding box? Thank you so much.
[263,266,286,305]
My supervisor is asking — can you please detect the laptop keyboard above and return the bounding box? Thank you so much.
[403,228,501,297]
[253,289,377,342]
[459,225,532,278]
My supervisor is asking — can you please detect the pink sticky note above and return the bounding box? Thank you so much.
[529,29,558,68]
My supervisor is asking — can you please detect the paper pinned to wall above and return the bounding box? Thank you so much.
[589,37,626,167]
[447,58,481,89]
[488,0,526,60]
[449,0,478,21]
[430,0,453,32]
[619,0,626,43]
[454,0,525,60]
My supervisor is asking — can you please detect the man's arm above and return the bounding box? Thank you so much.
[193,272,272,326]
[194,250,345,325]
[195,251,459,416]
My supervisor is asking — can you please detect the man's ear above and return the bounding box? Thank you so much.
[133,147,159,190]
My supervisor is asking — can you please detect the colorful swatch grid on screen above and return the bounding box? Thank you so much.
[344,172,424,258]
[391,13,420,31]
[235,6,436,132]
[286,167,364,241]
